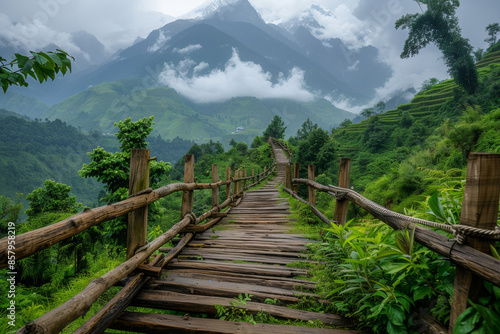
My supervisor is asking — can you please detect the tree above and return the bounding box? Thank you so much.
[1,50,73,93]
[396,0,478,94]
[251,136,264,148]
[0,195,23,236]
[80,116,171,203]
[79,116,171,245]
[296,128,329,169]
[375,101,386,114]
[235,142,248,156]
[263,115,286,140]
[473,48,484,62]
[419,77,440,93]
[229,138,238,148]
[25,180,80,219]
[485,23,500,47]
[295,118,318,141]
[361,108,375,119]
[338,119,353,129]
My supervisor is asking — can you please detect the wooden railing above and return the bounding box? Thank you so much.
[282,153,500,332]
[2,147,276,334]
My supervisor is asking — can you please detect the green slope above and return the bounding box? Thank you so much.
[341,53,500,136]
[44,79,355,146]
[0,91,49,119]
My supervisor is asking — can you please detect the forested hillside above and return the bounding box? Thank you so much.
[0,113,194,207]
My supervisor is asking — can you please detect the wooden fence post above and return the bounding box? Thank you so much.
[285,164,292,189]
[252,170,255,184]
[234,170,240,195]
[308,164,315,206]
[127,149,150,260]
[181,155,194,220]
[243,170,247,189]
[226,166,232,199]
[212,164,219,208]
[293,163,300,194]
[449,153,500,332]
[334,158,351,226]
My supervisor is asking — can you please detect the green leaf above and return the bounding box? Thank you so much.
[413,286,433,301]
[382,262,410,275]
[38,51,56,70]
[15,54,30,69]
[387,321,407,334]
[490,245,500,260]
[428,192,449,223]
[453,307,478,334]
[21,58,35,76]
[47,52,63,68]
[387,304,405,326]
[470,301,500,333]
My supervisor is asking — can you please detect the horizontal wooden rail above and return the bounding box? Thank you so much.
[0,166,274,268]
[282,187,331,225]
[291,178,500,287]
[17,164,277,334]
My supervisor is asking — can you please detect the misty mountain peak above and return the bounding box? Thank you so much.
[281,3,336,35]
[186,0,265,26]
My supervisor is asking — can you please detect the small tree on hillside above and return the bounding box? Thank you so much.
[25,180,80,219]
[80,116,171,203]
[485,23,500,47]
[295,118,318,141]
[263,115,286,140]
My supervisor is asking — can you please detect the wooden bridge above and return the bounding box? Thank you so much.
[2,139,500,333]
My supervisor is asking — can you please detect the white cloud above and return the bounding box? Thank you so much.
[0,13,82,54]
[173,44,203,55]
[148,30,170,53]
[312,4,369,49]
[159,48,315,103]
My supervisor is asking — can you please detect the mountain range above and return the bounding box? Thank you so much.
[1,0,404,146]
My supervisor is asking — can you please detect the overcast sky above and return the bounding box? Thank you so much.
[1,0,499,108]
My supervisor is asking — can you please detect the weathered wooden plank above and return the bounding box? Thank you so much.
[187,241,309,252]
[165,268,315,284]
[149,276,320,301]
[178,252,300,265]
[111,312,359,334]
[163,271,316,289]
[132,290,351,326]
[165,259,307,277]
[179,247,307,259]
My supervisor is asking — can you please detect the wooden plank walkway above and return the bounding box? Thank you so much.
[109,147,359,333]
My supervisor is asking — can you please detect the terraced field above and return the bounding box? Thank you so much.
[340,50,500,136]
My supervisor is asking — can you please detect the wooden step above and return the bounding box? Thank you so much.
[131,290,353,326]
[111,312,361,334]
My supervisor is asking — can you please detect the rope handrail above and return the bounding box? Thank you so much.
[292,178,500,243]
